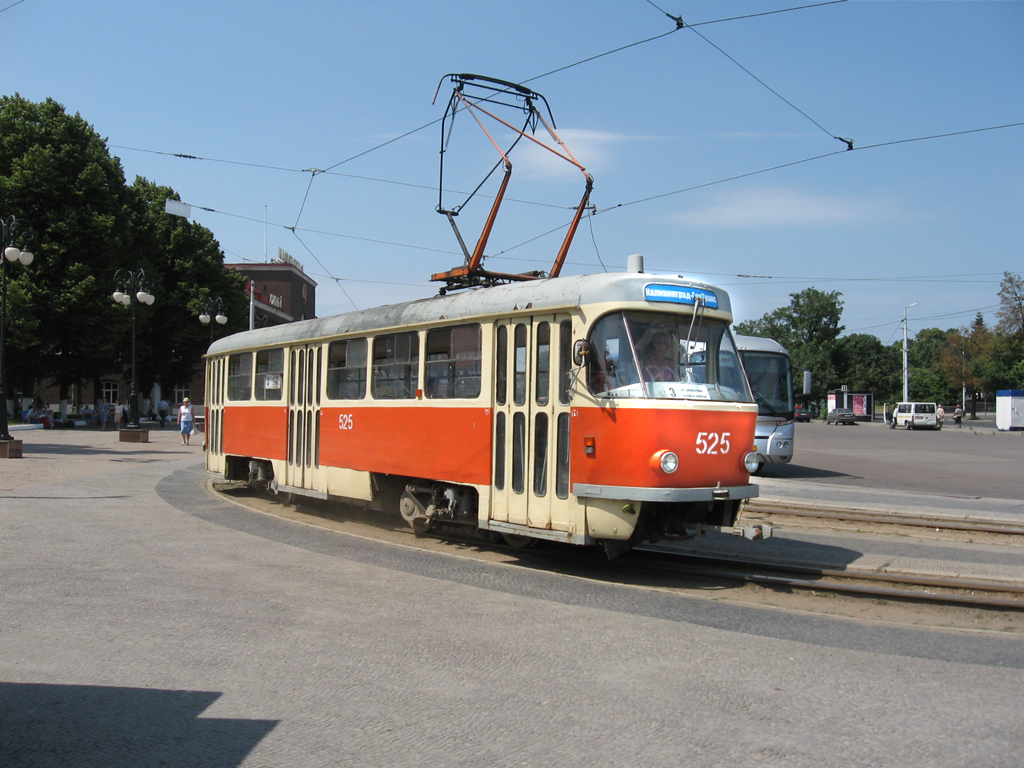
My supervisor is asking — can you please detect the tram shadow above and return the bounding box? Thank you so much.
[0,682,278,768]
[501,534,865,595]
[757,463,860,481]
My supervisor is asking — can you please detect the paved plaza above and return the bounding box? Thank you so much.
[1,427,1022,767]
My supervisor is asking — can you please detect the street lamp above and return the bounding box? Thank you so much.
[112,269,155,429]
[0,215,34,443]
[902,302,918,403]
[198,296,227,342]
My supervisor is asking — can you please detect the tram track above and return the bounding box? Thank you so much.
[627,546,1024,611]
[212,482,1024,615]
[743,500,1024,541]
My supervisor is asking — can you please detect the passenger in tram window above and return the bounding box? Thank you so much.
[640,331,678,382]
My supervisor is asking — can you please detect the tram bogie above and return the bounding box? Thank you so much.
[204,268,768,557]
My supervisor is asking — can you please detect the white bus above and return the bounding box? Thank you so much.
[734,335,809,473]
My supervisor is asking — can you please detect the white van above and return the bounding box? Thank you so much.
[890,402,941,430]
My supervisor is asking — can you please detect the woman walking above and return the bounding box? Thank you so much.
[177,398,194,445]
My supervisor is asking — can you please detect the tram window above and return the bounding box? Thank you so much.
[228,352,253,401]
[496,325,508,406]
[290,350,298,406]
[255,348,284,400]
[304,409,313,468]
[512,411,525,494]
[327,339,367,400]
[514,324,527,406]
[372,332,419,400]
[494,412,506,491]
[586,314,639,395]
[585,311,750,402]
[535,323,550,406]
[533,412,548,496]
[556,412,570,499]
[306,349,315,405]
[315,347,322,407]
[425,324,481,399]
[558,320,572,405]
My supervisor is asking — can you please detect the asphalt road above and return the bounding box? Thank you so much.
[762,418,1024,501]
[1,427,1023,767]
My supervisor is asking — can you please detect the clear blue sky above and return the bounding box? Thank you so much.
[6,0,1023,345]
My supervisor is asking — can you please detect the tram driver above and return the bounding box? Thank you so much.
[640,330,679,382]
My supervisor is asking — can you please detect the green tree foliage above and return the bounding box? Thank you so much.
[937,315,994,415]
[906,327,959,404]
[995,271,1024,338]
[0,94,244,404]
[735,287,844,402]
[0,94,138,403]
[737,278,1020,413]
[833,334,901,400]
[130,178,249,392]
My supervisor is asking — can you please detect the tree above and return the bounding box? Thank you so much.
[907,327,959,404]
[129,178,248,396]
[735,287,845,403]
[834,334,900,400]
[0,94,139,405]
[0,94,247,407]
[996,271,1024,338]
[938,315,992,417]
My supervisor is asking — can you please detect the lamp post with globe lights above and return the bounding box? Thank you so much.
[0,215,34,448]
[112,269,155,431]
[198,296,228,343]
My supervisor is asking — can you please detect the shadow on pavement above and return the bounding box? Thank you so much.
[756,464,860,481]
[0,682,278,767]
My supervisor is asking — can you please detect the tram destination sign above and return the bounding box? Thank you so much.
[643,283,719,309]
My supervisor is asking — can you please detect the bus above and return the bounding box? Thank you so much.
[734,335,809,473]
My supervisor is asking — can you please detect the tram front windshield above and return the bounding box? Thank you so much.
[587,311,752,402]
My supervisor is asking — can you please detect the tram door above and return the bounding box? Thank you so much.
[285,344,322,491]
[491,316,573,533]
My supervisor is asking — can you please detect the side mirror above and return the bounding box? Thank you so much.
[573,339,591,367]
[802,370,812,396]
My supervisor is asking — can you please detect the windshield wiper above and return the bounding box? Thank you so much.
[753,390,779,416]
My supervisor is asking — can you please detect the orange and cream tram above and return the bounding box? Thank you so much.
[204,263,767,557]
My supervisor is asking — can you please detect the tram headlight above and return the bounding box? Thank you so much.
[743,451,761,474]
[651,450,679,474]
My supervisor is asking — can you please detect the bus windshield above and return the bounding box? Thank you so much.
[739,351,794,419]
[586,311,752,403]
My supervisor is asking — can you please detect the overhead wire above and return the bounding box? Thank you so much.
[109,2,1017,318]
[646,0,853,150]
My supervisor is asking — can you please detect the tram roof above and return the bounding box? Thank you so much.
[207,270,733,355]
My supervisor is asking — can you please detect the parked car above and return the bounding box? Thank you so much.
[794,406,812,422]
[889,401,941,430]
[826,408,857,425]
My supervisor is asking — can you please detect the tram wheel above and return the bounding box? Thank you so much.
[501,533,536,549]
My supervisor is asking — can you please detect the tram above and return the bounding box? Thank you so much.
[204,260,767,557]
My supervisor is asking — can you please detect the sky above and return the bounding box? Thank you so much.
[5,0,1023,346]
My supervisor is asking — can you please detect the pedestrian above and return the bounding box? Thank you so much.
[177,397,194,445]
[158,398,169,429]
[954,405,963,428]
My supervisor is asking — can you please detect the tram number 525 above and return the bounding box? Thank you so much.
[695,432,730,455]
[338,414,354,430]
